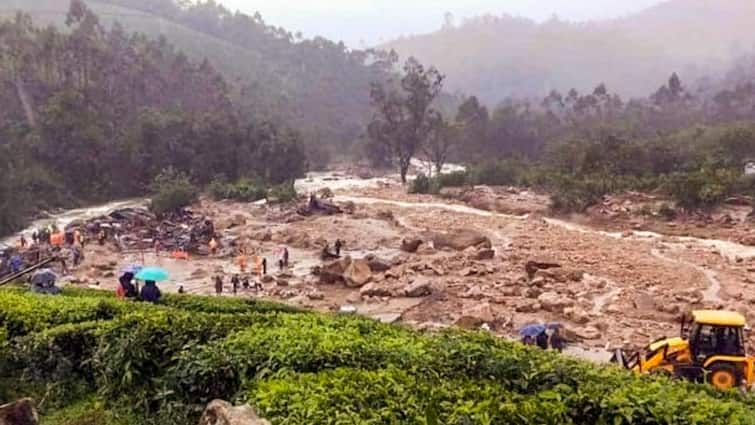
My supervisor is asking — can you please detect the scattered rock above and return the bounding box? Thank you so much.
[455,302,495,329]
[401,239,423,253]
[459,267,478,277]
[344,258,373,287]
[471,249,495,261]
[432,229,491,251]
[360,282,392,298]
[0,398,38,425]
[198,400,270,425]
[307,290,325,300]
[403,278,432,297]
[251,229,272,242]
[515,299,540,313]
[367,258,391,273]
[534,267,583,283]
[633,292,656,312]
[525,260,561,278]
[575,326,602,340]
[261,275,275,284]
[537,292,574,313]
[564,307,590,325]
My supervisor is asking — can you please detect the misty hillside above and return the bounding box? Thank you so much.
[384,0,755,103]
[0,0,393,153]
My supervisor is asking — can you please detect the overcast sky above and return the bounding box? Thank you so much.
[218,0,665,47]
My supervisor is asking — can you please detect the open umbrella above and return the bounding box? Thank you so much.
[31,269,57,287]
[121,264,143,275]
[135,267,169,282]
[519,324,546,338]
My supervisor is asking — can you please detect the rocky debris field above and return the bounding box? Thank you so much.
[61,171,755,360]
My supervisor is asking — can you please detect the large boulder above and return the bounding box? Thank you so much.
[432,229,491,251]
[360,282,393,298]
[454,302,495,329]
[537,292,574,313]
[0,399,38,425]
[198,400,270,425]
[344,258,373,287]
[401,239,423,253]
[525,260,561,278]
[315,257,351,284]
[403,278,432,297]
[471,248,495,261]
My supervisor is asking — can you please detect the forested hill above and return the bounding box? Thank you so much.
[384,0,755,103]
[0,1,311,235]
[0,0,396,158]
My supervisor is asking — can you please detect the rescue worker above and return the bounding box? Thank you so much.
[231,275,240,294]
[214,275,223,295]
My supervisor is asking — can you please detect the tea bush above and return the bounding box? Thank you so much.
[2,288,755,425]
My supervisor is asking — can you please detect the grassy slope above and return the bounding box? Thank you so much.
[0,0,265,82]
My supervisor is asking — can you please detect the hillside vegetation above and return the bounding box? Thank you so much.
[0,2,307,235]
[2,287,755,425]
[0,0,396,155]
[384,0,755,102]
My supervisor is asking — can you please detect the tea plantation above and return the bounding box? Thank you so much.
[1,287,755,425]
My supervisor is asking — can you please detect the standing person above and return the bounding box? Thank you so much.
[140,280,161,303]
[334,239,343,257]
[242,276,250,290]
[236,253,247,273]
[72,245,82,267]
[214,275,223,295]
[98,229,107,246]
[19,235,27,250]
[283,247,289,268]
[10,254,22,274]
[262,257,267,275]
[231,275,240,294]
[209,238,218,255]
[31,231,39,246]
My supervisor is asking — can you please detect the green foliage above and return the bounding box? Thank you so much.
[267,181,298,203]
[3,287,755,424]
[208,178,267,202]
[148,168,199,215]
[408,173,441,194]
[664,168,740,209]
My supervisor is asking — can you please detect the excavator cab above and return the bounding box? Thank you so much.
[612,310,755,390]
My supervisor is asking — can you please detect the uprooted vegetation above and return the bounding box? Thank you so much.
[2,287,755,425]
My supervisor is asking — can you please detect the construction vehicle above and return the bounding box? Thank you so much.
[611,310,755,390]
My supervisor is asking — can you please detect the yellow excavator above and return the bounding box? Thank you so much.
[611,310,755,390]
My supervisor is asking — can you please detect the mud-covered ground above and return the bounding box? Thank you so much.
[48,168,755,361]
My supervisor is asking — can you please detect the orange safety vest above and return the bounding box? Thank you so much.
[50,232,64,247]
[209,238,218,250]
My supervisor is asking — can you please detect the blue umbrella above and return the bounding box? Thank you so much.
[121,264,143,274]
[519,324,546,338]
[135,267,169,282]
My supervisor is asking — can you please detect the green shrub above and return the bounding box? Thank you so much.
[664,169,739,209]
[208,178,267,202]
[248,367,572,425]
[149,168,199,215]
[436,170,469,187]
[267,181,298,203]
[408,173,440,194]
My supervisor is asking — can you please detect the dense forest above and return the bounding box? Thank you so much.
[0,0,400,163]
[0,1,307,235]
[385,0,755,102]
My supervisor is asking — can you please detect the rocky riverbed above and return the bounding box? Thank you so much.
[8,165,755,360]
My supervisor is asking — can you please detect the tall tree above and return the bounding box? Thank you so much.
[368,57,444,182]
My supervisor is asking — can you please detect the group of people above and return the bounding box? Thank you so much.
[321,239,344,260]
[116,272,161,303]
[214,274,265,295]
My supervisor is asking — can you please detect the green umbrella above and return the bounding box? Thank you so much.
[135,267,169,282]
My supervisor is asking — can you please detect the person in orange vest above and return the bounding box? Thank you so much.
[236,253,247,273]
[254,255,263,279]
[209,238,218,255]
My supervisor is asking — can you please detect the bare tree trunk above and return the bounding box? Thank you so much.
[14,78,36,127]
